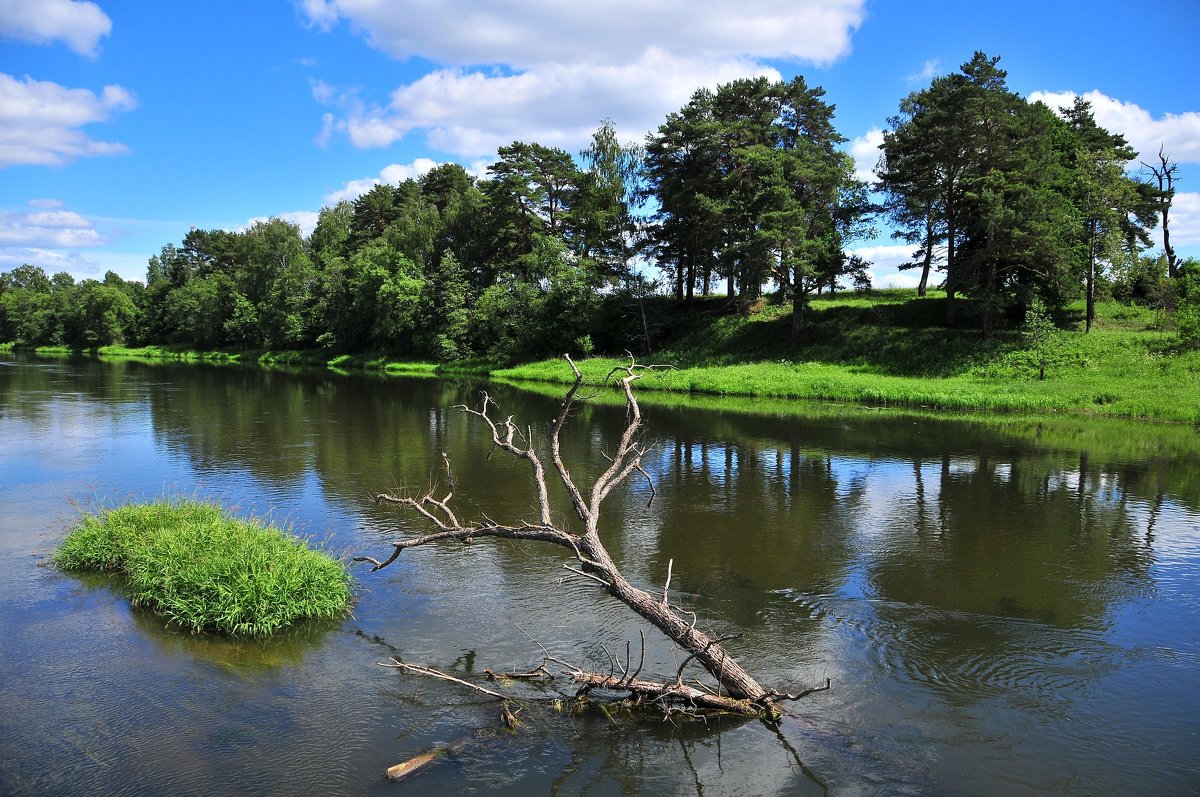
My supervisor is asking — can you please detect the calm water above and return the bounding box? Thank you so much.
[1,354,1198,795]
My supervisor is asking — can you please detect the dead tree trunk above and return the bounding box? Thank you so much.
[356,356,819,716]
[1144,146,1179,278]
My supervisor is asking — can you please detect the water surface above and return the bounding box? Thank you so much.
[1,354,1197,795]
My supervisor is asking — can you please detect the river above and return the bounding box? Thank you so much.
[1,353,1198,795]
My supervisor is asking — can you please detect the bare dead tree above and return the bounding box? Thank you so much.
[1144,145,1180,278]
[355,355,827,717]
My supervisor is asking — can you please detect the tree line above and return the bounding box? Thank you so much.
[1,52,1192,357]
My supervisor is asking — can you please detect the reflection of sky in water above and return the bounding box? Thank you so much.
[3,356,1200,796]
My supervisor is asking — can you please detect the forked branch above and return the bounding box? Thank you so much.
[361,355,823,717]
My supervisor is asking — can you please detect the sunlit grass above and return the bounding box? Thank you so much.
[10,290,1197,423]
[54,499,353,637]
[494,295,1200,423]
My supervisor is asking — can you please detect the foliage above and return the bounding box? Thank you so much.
[1022,296,1059,380]
[1176,260,1200,348]
[54,499,352,637]
[878,52,1156,336]
[643,75,871,330]
[0,55,1182,372]
[496,291,1200,422]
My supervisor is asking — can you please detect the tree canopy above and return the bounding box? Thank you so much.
[2,54,1183,355]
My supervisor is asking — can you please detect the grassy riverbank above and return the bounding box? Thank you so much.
[495,292,1199,423]
[55,499,352,636]
[8,290,1197,422]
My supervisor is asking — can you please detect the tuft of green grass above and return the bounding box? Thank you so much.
[55,499,353,637]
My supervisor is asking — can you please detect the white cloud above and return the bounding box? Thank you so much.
[849,127,883,182]
[871,269,924,290]
[906,58,939,84]
[0,200,135,279]
[317,52,780,157]
[1029,89,1200,164]
[1165,191,1200,247]
[303,0,864,157]
[850,243,917,270]
[322,158,440,204]
[0,73,136,167]
[0,247,104,275]
[241,211,322,237]
[849,243,932,289]
[0,202,108,248]
[297,0,864,68]
[0,0,112,57]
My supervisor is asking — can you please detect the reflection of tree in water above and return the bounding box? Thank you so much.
[639,432,861,632]
[873,447,1153,629]
[545,712,830,797]
[62,361,1190,674]
[0,355,142,426]
[864,446,1157,706]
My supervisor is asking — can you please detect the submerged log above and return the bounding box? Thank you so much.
[386,732,475,781]
[386,748,445,781]
[568,671,761,715]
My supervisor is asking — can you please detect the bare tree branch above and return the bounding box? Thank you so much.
[360,354,816,718]
[381,659,511,700]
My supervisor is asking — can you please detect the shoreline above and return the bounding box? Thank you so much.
[5,341,1197,425]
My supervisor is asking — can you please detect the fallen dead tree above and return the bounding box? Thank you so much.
[355,355,828,719]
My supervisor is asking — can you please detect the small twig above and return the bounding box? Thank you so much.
[380,659,510,701]
[601,644,617,679]
[624,630,646,686]
[483,666,550,681]
[675,634,743,685]
[561,564,611,588]
[662,559,673,605]
[351,543,404,572]
[764,678,833,703]
[636,461,657,508]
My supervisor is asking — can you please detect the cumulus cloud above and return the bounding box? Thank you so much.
[848,243,938,289]
[322,158,440,204]
[0,202,108,248]
[302,0,863,157]
[1166,192,1200,247]
[242,211,322,237]
[850,243,917,270]
[0,73,136,167]
[297,0,864,68]
[0,247,105,274]
[871,269,924,290]
[0,0,112,57]
[316,52,780,157]
[849,127,884,182]
[0,200,129,278]
[1029,89,1200,164]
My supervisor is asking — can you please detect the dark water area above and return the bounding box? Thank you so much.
[1,353,1198,795]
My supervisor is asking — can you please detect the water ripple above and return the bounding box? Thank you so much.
[775,589,1117,702]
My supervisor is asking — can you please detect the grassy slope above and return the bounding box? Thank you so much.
[8,289,1197,422]
[497,290,1200,423]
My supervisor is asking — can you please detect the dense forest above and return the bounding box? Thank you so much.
[2,53,1196,358]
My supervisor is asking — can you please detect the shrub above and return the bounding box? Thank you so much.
[55,499,352,636]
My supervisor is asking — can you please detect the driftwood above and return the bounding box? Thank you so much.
[385,733,476,781]
[356,355,827,718]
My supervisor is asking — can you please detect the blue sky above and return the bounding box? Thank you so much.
[2,0,1198,286]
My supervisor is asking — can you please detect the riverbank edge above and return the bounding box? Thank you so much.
[4,341,1196,425]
